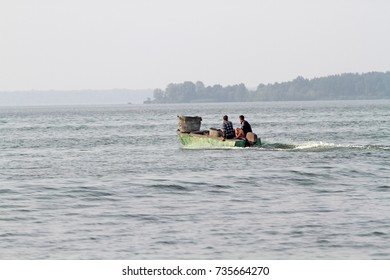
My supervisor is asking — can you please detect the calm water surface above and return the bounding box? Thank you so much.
[0,100,389,259]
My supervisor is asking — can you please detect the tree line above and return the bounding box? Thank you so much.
[144,72,390,103]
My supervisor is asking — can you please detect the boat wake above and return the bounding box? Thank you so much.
[260,141,390,152]
[180,141,390,151]
[178,138,390,152]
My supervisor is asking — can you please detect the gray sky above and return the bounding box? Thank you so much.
[1,0,390,91]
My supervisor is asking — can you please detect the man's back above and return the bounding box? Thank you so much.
[241,120,252,136]
[223,121,235,138]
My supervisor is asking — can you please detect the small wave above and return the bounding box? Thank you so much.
[260,143,297,150]
[358,231,387,237]
[147,184,189,191]
[293,141,337,150]
[377,185,390,191]
[362,144,390,151]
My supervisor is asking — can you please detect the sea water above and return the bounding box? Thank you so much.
[0,100,389,259]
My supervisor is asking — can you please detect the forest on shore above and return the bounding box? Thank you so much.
[144,72,390,103]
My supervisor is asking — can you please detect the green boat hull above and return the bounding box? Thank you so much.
[177,132,261,148]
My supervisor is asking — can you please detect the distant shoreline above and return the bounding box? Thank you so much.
[144,72,390,104]
[1,72,389,106]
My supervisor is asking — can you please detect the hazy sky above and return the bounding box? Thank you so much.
[1,0,390,91]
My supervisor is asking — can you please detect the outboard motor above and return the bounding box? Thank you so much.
[245,132,258,146]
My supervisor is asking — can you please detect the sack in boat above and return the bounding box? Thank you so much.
[209,128,222,138]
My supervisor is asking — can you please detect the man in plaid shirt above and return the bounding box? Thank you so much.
[221,115,235,141]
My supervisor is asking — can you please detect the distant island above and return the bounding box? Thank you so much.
[144,72,390,104]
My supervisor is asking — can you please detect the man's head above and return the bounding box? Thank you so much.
[223,115,228,121]
[239,115,245,122]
